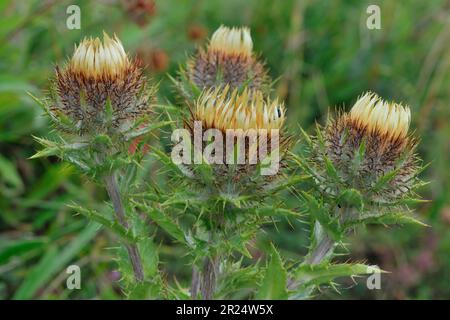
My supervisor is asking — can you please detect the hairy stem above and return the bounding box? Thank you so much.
[190,266,200,299]
[287,226,336,293]
[104,173,145,282]
[200,255,219,300]
[305,206,349,266]
[305,234,335,265]
[197,227,220,300]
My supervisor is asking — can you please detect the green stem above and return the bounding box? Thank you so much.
[198,227,220,300]
[287,222,338,294]
[305,233,335,265]
[305,205,350,266]
[104,173,145,282]
[200,255,219,300]
[190,266,200,299]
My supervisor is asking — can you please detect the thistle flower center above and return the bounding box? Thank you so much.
[349,92,411,140]
[208,25,253,57]
[195,86,285,133]
[69,32,130,79]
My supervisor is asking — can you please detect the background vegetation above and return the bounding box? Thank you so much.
[0,0,449,299]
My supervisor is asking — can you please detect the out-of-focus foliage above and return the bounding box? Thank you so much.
[0,0,449,299]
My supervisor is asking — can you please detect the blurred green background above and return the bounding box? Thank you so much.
[0,0,449,299]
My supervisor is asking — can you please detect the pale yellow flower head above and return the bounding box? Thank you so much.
[208,25,253,57]
[69,32,130,79]
[195,86,285,133]
[349,92,411,141]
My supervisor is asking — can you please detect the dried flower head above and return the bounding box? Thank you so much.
[52,32,154,135]
[317,92,420,201]
[187,25,268,92]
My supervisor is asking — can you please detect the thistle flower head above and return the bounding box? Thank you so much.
[51,32,154,136]
[195,85,285,133]
[208,26,253,57]
[179,86,289,195]
[313,92,421,202]
[186,25,268,92]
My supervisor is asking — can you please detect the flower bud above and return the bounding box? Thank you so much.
[52,32,154,135]
[320,92,419,200]
[187,26,268,92]
[178,86,288,194]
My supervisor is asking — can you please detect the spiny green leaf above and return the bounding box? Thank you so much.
[294,263,385,288]
[126,280,162,299]
[193,160,214,186]
[350,211,429,227]
[337,188,363,211]
[256,206,301,217]
[374,197,430,207]
[299,126,312,146]
[69,204,140,243]
[124,120,174,140]
[324,156,340,183]
[137,237,159,279]
[256,244,288,300]
[30,137,89,159]
[218,263,262,297]
[265,174,310,194]
[151,147,185,175]
[351,139,366,170]
[392,197,431,206]
[228,232,253,259]
[138,203,188,245]
[371,168,400,192]
[302,192,341,241]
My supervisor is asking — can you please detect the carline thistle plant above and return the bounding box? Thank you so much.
[31,24,428,300]
[172,86,291,299]
[32,33,161,285]
[294,92,426,270]
[159,25,299,300]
